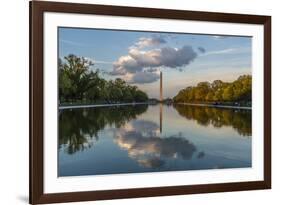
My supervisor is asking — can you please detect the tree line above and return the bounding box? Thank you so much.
[59,54,148,104]
[173,75,252,105]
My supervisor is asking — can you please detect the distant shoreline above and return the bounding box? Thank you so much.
[59,101,251,110]
[59,102,152,110]
[177,102,251,110]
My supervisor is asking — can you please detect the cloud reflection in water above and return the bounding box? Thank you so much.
[113,120,197,168]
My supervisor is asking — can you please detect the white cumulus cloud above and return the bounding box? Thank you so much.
[125,72,160,84]
[132,36,166,49]
[110,36,198,84]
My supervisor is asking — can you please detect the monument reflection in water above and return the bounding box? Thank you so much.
[58,104,252,177]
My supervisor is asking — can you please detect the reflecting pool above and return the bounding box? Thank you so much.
[58,104,251,176]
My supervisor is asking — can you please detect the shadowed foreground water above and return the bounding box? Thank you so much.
[58,104,251,176]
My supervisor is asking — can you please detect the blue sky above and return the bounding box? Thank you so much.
[58,27,252,99]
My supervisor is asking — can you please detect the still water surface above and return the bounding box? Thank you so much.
[58,104,251,176]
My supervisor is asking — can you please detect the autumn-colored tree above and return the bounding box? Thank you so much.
[173,75,252,105]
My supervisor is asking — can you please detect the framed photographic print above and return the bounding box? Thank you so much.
[30,1,271,204]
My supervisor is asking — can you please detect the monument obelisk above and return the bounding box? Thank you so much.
[159,71,163,133]
[160,71,163,102]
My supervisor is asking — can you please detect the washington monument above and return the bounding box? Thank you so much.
[160,71,163,102]
[159,71,163,133]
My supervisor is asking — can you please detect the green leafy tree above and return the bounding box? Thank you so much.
[59,54,149,104]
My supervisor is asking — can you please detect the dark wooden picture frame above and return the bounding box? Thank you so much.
[30,1,271,204]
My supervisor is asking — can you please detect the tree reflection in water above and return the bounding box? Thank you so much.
[173,104,252,137]
[59,105,148,154]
